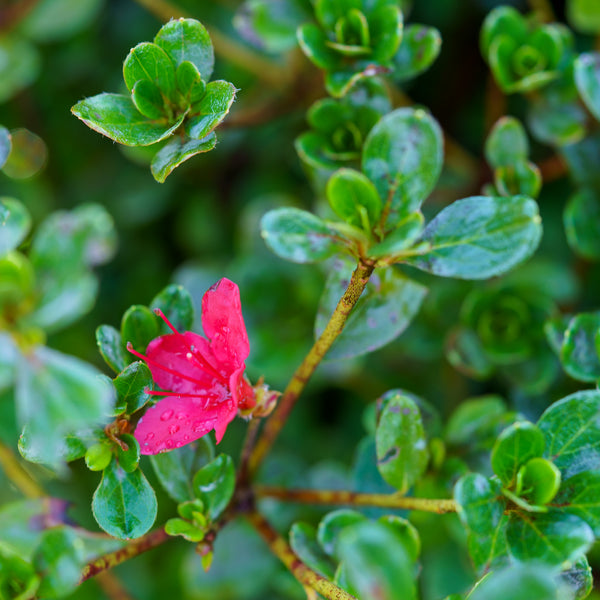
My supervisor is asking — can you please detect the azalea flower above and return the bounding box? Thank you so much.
[127,278,255,454]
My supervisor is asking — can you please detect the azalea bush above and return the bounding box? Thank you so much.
[1,0,600,599]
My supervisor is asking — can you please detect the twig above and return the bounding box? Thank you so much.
[0,441,44,498]
[246,509,357,600]
[255,486,458,514]
[248,261,375,476]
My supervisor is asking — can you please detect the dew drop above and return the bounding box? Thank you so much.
[176,412,188,420]
[165,440,174,449]
[160,409,174,421]
[168,424,180,434]
[144,432,155,441]
[192,421,205,433]
[175,441,183,448]
[183,435,190,441]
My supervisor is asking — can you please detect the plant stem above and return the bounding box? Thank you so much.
[79,528,171,583]
[247,261,375,476]
[131,0,289,88]
[0,441,44,498]
[255,486,458,514]
[246,509,357,600]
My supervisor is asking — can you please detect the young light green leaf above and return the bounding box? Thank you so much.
[154,18,214,80]
[362,107,443,227]
[150,132,217,183]
[132,79,166,120]
[192,454,235,521]
[405,195,542,280]
[0,197,31,255]
[121,305,160,354]
[71,93,185,146]
[92,462,157,539]
[115,433,141,473]
[187,81,236,139]
[375,392,429,493]
[485,116,529,168]
[113,361,152,415]
[315,261,427,359]
[123,42,176,102]
[367,211,424,259]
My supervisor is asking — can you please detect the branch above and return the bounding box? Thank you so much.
[247,261,375,476]
[246,509,357,600]
[79,528,171,583]
[0,441,45,498]
[255,486,458,514]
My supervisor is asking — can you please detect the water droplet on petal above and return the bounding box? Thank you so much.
[144,432,155,441]
[160,409,174,421]
[165,440,174,449]
[175,441,182,448]
[168,424,180,434]
[183,435,190,441]
[192,421,204,433]
[176,412,188,420]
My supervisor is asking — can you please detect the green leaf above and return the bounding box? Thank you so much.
[336,520,416,600]
[506,511,593,566]
[326,168,382,228]
[132,79,167,120]
[115,433,140,473]
[154,18,214,80]
[150,437,214,503]
[165,517,205,542]
[393,24,441,82]
[92,462,157,539]
[121,305,160,354]
[445,395,508,446]
[362,107,443,227]
[96,325,128,374]
[378,515,421,562]
[315,261,427,359]
[494,161,542,199]
[367,211,424,258]
[85,443,113,471]
[467,563,562,600]
[0,547,38,600]
[176,61,205,103]
[485,116,529,168]
[405,195,542,280]
[375,392,429,493]
[491,421,545,486]
[113,361,153,415]
[0,197,31,255]
[554,471,600,536]
[33,527,83,598]
[564,188,600,260]
[150,284,195,333]
[297,22,339,71]
[123,42,176,103]
[559,555,593,600]
[317,509,366,557]
[538,390,600,478]
[0,126,11,169]
[518,457,561,506]
[574,52,600,123]
[19,430,86,467]
[187,81,236,138]
[261,207,343,263]
[568,0,600,34]
[150,132,217,183]
[455,473,504,533]
[192,454,235,521]
[559,312,600,382]
[16,347,113,468]
[289,522,336,579]
[445,326,494,379]
[71,93,185,146]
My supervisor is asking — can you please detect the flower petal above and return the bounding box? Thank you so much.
[134,391,231,454]
[202,278,250,369]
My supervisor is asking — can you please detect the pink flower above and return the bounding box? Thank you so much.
[127,278,255,454]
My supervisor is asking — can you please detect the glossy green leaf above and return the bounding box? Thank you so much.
[92,462,157,539]
[0,197,31,255]
[336,520,416,600]
[96,325,128,374]
[560,312,600,382]
[150,132,217,183]
[574,52,600,122]
[0,126,11,169]
[297,23,339,71]
[289,522,336,578]
[379,515,421,562]
[326,168,382,228]
[187,81,236,138]
[485,117,529,168]
[538,390,600,479]
[315,261,427,359]
[405,195,542,280]
[85,443,113,471]
[192,454,235,521]
[467,563,562,600]
[16,347,113,468]
[375,392,429,493]
[518,457,561,506]
[165,517,205,542]
[564,188,600,260]
[554,471,600,536]
[113,361,153,415]
[317,509,366,557]
[367,211,424,258]
[568,0,600,34]
[121,305,160,354]
[123,42,176,103]
[154,18,214,80]
[506,511,593,566]
[495,161,541,199]
[362,107,443,227]
[71,93,185,146]
[150,284,195,334]
[150,437,214,503]
[33,527,83,598]
[455,473,504,533]
[393,24,441,82]
[445,395,508,446]
[176,61,205,103]
[115,433,141,473]
[1,128,47,180]
[491,421,545,486]
[261,207,343,263]
[132,80,166,120]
